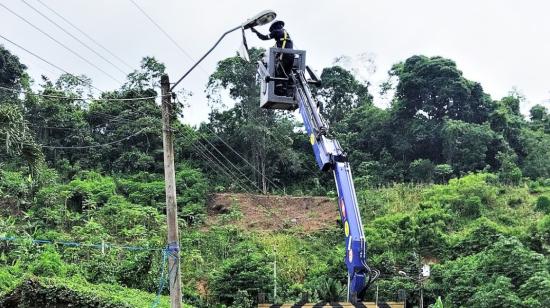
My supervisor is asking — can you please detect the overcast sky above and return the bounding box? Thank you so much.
[2,0,549,125]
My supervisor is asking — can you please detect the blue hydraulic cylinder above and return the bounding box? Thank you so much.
[333,162,369,292]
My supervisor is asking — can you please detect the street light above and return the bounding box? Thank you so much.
[398,269,429,308]
[170,10,276,91]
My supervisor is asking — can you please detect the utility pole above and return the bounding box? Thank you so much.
[161,74,182,308]
[273,248,277,303]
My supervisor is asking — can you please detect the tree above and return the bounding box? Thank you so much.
[520,128,550,179]
[0,104,43,173]
[441,119,495,174]
[518,271,550,307]
[530,104,548,122]
[390,55,493,124]
[339,104,393,175]
[0,45,28,102]
[433,164,453,183]
[85,58,165,174]
[316,66,372,128]
[496,150,522,185]
[468,276,522,308]
[489,95,526,157]
[529,104,549,133]
[409,159,435,183]
[206,48,311,193]
[23,75,94,173]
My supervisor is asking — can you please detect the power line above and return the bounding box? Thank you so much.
[0,85,159,102]
[188,129,260,191]
[28,109,157,132]
[189,140,254,193]
[193,138,257,193]
[35,0,134,70]
[179,132,254,193]
[202,124,283,191]
[127,0,208,75]
[38,128,148,149]
[0,33,103,93]
[0,2,122,84]
[192,143,254,193]
[20,0,128,76]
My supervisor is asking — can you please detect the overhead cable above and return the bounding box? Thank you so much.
[0,85,159,102]
[35,0,134,70]
[0,33,104,93]
[0,2,122,83]
[21,0,128,76]
[128,0,208,75]
[38,128,148,149]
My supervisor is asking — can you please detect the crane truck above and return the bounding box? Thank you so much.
[257,47,379,303]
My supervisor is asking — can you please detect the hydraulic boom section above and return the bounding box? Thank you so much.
[257,48,378,303]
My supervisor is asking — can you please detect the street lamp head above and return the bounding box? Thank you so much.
[242,10,277,29]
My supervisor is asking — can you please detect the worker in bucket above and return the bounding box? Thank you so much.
[251,20,294,95]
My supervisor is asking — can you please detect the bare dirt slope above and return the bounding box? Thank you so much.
[207,193,339,232]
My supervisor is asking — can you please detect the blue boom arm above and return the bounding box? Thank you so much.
[293,71,376,302]
[257,47,377,302]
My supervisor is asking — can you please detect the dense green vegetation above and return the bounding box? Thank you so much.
[1,43,550,307]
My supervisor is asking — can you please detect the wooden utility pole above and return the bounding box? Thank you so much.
[161,74,182,308]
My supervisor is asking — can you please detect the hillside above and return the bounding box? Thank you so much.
[207,193,338,232]
[1,170,550,307]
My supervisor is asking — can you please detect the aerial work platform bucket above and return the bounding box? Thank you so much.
[257,47,306,110]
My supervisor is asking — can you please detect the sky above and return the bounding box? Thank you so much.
[1,0,549,125]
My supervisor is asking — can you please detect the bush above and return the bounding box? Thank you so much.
[181,203,207,225]
[176,163,209,207]
[468,276,522,308]
[28,248,68,277]
[0,170,29,199]
[115,173,165,207]
[454,196,482,218]
[434,164,453,183]
[316,277,345,303]
[409,159,435,183]
[518,271,550,308]
[535,195,550,214]
[1,276,172,307]
[210,245,272,305]
[66,171,116,211]
[0,266,21,294]
[424,173,497,220]
[496,151,522,185]
[232,290,255,308]
[449,217,509,258]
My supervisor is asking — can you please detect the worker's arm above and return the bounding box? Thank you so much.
[251,27,270,40]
